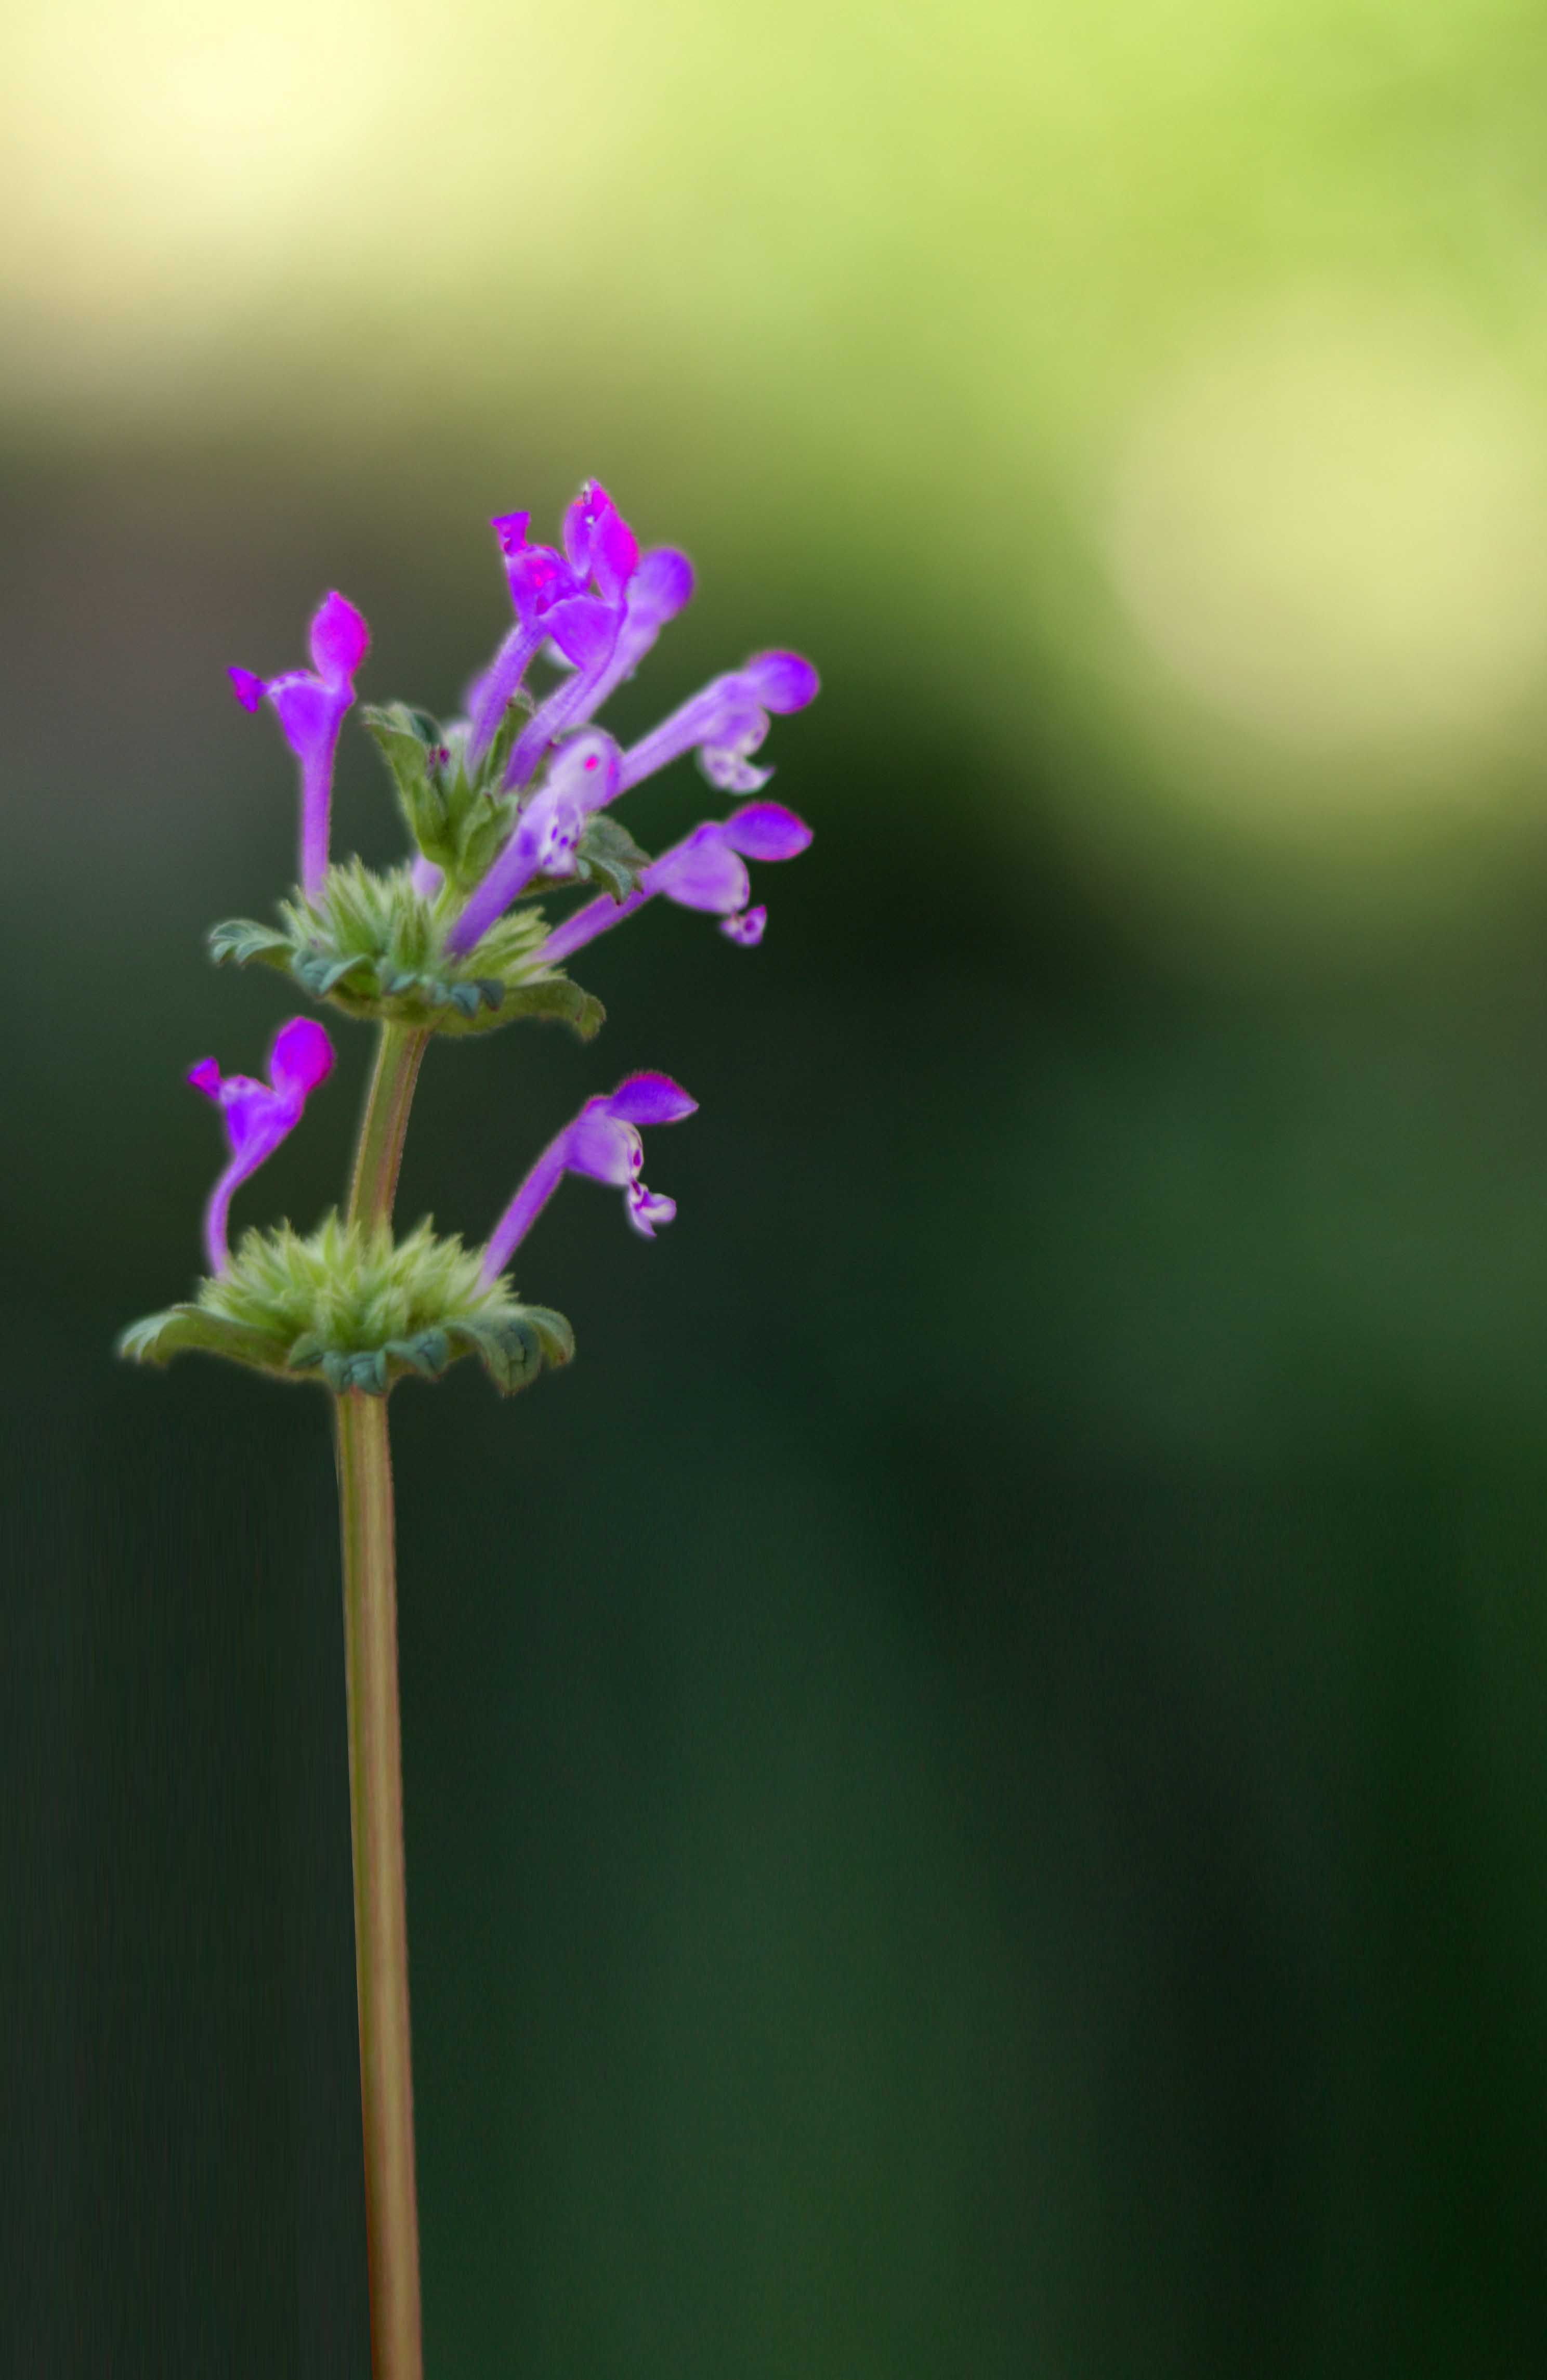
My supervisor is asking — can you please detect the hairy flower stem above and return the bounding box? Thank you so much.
[348,1023,430,1232]
[336,1018,428,2380]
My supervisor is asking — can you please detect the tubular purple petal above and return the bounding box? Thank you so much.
[532,886,647,965]
[187,1016,335,1273]
[443,783,585,958]
[234,597,367,898]
[503,618,626,788]
[479,1138,570,1284]
[465,620,542,764]
[480,1069,696,1280]
[617,671,781,795]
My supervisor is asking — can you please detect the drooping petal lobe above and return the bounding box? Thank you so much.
[720,905,767,946]
[228,666,266,713]
[626,1184,677,1236]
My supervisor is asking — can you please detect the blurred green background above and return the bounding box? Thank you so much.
[8,1,1547,2372]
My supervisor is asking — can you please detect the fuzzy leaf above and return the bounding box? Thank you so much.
[574,812,652,904]
[208,919,293,971]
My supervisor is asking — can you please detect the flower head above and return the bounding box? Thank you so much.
[229,592,369,899]
[188,1016,335,1275]
[481,1071,698,1282]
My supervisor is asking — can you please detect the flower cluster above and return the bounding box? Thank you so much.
[124,482,817,1395]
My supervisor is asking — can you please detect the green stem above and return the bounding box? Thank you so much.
[348,1024,430,1233]
[335,1018,430,2380]
[335,1390,423,2380]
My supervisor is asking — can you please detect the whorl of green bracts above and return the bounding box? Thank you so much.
[208,861,606,1040]
[117,1214,575,1398]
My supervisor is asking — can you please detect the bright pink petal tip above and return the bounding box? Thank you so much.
[309,591,369,682]
[491,510,531,556]
[745,650,820,712]
[228,666,266,713]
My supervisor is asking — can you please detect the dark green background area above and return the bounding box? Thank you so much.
[6,428,1547,2380]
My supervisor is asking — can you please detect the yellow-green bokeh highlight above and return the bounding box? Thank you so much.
[8,0,1547,931]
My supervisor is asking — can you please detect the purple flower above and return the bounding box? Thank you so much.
[616,649,819,796]
[536,800,812,965]
[188,1016,335,1275]
[229,592,369,900]
[464,515,591,766]
[480,1071,697,1283]
[442,778,588,959]
[500,482,653,789]
[441,730,624,958]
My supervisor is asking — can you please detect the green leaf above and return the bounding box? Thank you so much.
[495,978,606,1040]
[117,1305,286,1371]
[208,919,292,970]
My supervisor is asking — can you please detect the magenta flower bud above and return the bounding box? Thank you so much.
[501,486,696,791]
[562,480,640,603]
[188,1016,335,1275]
[228,592,369,899]
[481,1071,698,1281]
[537,800,812,965]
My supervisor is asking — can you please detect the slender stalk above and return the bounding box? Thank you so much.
[335,1019,429,2380]
[348,1024,430,1232]
[335,1390,423,2380]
